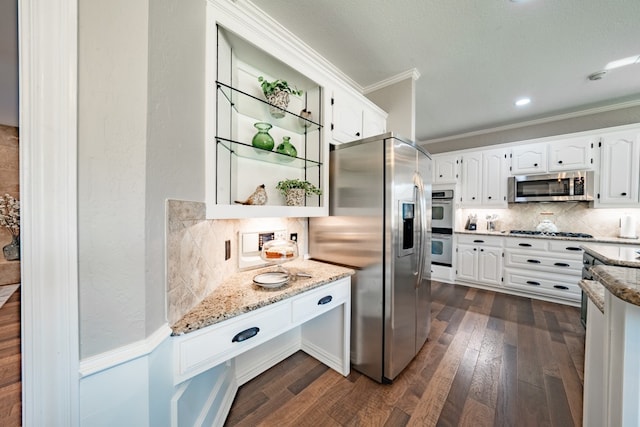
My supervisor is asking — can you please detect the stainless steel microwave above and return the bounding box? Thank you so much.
[508,171,594,203]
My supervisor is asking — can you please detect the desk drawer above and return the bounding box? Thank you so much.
[292,278,349,324]
[177,302,291,378]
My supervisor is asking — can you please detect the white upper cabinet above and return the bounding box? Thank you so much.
[460,149,509,207]
[510,143,547,175]
[482,148,509,206]
[595,129,640,207]
[331,89,386,144]
[460,152,482,206]
[432,154,459,184]
[548,136,595,172]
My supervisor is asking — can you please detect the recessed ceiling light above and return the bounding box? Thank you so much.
[515,97,531,107]
[605,55,640,71]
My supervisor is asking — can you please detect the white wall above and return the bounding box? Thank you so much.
[146,0,206,335]
[366,77,416,141]
[78,0,149,357]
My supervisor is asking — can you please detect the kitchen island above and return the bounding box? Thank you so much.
[170,259,354,426]
[579,244,640,427]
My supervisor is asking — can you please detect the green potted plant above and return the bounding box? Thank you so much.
[258,76,303,119]
[276,179,322,206]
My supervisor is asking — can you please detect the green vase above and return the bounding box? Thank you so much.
[251,122,275,151]
[276,136,297,158]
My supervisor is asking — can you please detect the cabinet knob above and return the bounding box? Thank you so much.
[621,192,628,196]
[473,248,477,251]
[439,174,443,177]
[534,163,538,167]
[472,196,476,200]
[355,132,360,137]
[558,160,563,164]
[487,196,492,200]
[480,249,484,252]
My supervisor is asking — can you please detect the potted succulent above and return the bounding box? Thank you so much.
[258,76,303,119]
[276,179,322,206]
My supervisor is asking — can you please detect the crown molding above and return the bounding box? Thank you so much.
[226,0,364,93]
[363,68,421,94]
[421,98,640,144]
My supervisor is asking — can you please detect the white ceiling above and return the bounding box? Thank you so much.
[251,0,640,142]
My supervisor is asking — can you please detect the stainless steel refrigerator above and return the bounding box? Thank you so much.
[309,133,432,383]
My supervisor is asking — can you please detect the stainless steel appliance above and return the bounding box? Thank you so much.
[432,189,454,230]
[432,189,454,266]
[431,231,452,267]
[508,171,594,203]
[309,133,431,383]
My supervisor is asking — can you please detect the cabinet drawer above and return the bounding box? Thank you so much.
[548,240,585,256]
[505,237,548,251]
[504,268,581,301]
[176,302,291,379]
[456,234,503,247]
[504,251,583,274]
[292,278,349,324]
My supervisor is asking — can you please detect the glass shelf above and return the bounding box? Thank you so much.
[216,137,322,169]
[217,81,322,135]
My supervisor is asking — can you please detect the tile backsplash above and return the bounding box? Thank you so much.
[166,199,306,324]
[458,202,640,238]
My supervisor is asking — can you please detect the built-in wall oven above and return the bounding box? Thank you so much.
[432,190,454,266]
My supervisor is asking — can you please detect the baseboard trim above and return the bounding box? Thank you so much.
[79,323,172,377]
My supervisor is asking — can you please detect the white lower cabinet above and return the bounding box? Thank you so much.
[455,234,585,305]
[503,238,583,303]
[456,235,503,286]
[583,297,605,427]
[171,277,351,426]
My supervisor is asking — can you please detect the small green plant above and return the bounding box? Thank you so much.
[258,76,303,97]
[275,179,322,196]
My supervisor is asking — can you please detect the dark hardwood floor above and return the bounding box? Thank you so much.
[0,287,21,426]
[225,281,585,426]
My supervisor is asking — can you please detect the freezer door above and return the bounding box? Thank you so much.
[384,138,422,380]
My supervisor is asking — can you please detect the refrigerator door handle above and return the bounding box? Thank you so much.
[413,172,427,287]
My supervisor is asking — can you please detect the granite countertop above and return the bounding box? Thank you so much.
[171,259,355,336]
[579,279,605,313]
[582,244,640,268]
[589,265,640,307]
[456,229,640,245]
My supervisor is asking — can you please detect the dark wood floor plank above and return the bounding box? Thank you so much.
[517,380,551,427]
[494,343,517,427]
[459,397,494,427]
[227,282,585,427]
[544,374,576,427]
[549,339,584,426]
[436,346,480,427]
[384,407,410,427]
[468,327,503,408]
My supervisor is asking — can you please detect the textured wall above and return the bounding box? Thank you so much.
[78,0,149,357]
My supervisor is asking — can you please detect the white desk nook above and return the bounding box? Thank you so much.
[170,259,353,426]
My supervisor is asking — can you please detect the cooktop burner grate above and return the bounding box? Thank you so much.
[509,230,594,238]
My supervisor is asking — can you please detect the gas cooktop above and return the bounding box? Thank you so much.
[509,230,594,239]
